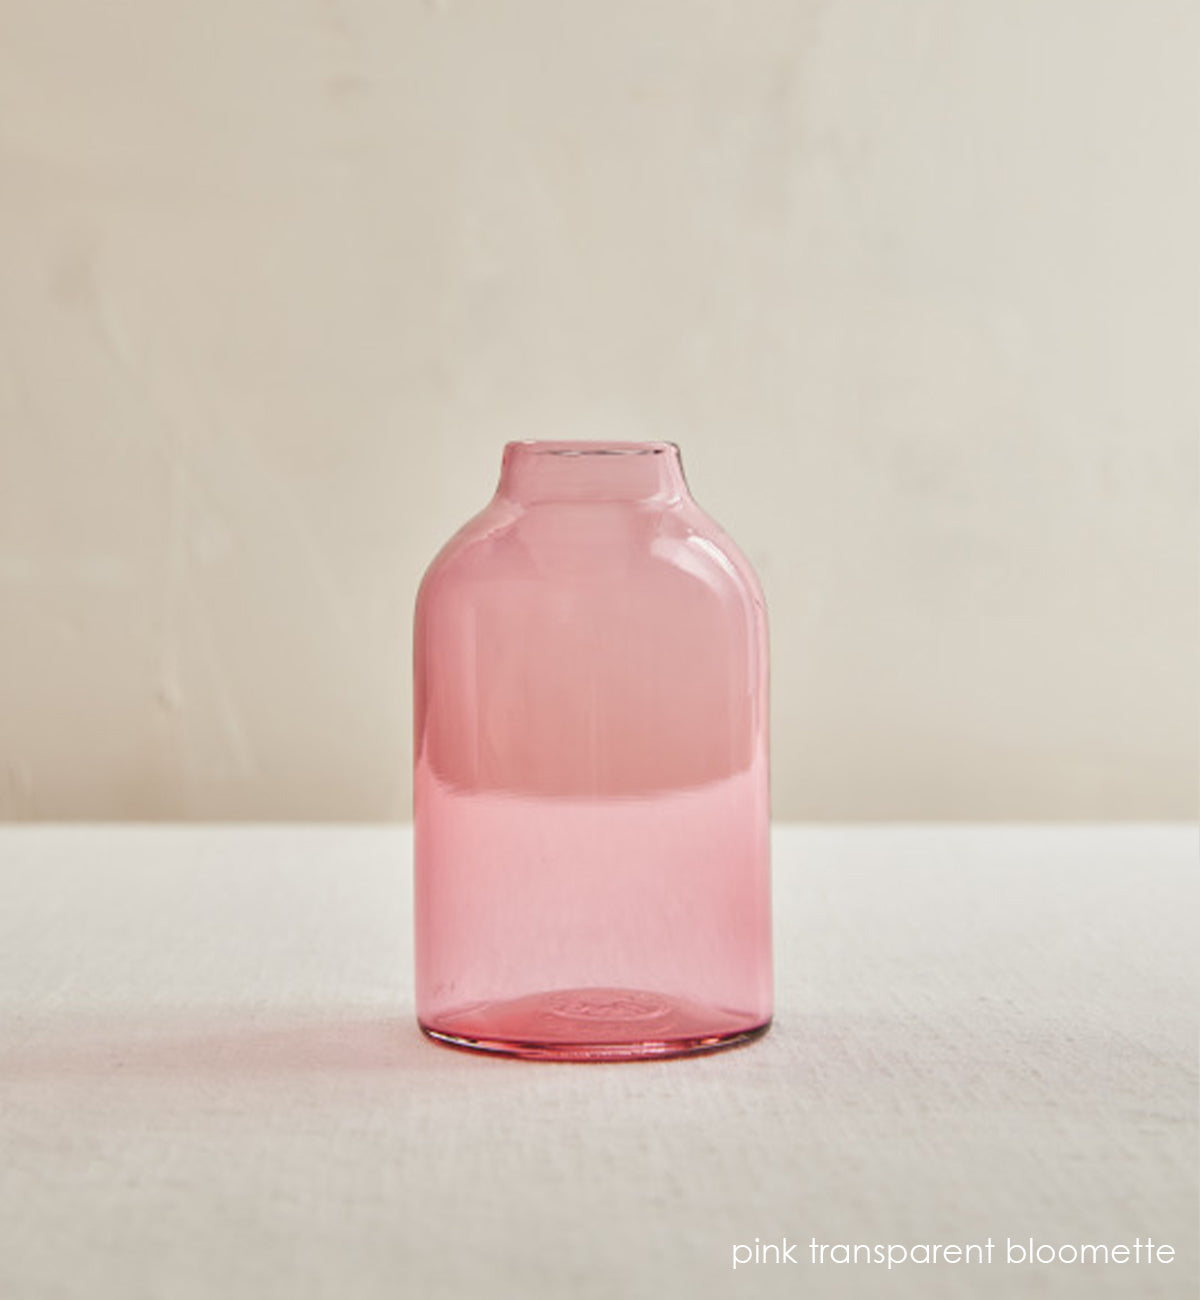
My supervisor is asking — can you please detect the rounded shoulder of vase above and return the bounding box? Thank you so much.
[419,494,764,616]
[668,499,767,616]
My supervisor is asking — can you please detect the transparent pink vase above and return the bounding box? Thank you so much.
[414,441,771,1059]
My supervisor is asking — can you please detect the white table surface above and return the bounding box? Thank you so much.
[0,825,1195,1300]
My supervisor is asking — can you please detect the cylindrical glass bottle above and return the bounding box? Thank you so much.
[414,441,771,1059]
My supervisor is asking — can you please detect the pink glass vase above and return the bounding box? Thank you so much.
[414,441,771,1059]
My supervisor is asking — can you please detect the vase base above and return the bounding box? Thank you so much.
[419,987,770,1061]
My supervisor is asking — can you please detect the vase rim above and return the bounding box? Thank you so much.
[504,440,679,457]
[498,441,688,502]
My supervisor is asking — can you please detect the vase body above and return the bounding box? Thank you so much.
[414,441,771,1059]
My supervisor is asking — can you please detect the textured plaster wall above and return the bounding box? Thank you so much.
[0,0,1195,820]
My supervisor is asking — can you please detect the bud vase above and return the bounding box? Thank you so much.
[414,441,771,1059]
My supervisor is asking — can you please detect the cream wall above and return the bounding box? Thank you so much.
[0,0,1195,821]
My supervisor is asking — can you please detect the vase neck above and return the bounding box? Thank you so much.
[496,441,688,505]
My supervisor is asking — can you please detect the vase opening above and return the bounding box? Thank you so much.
[498,440,688,504]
